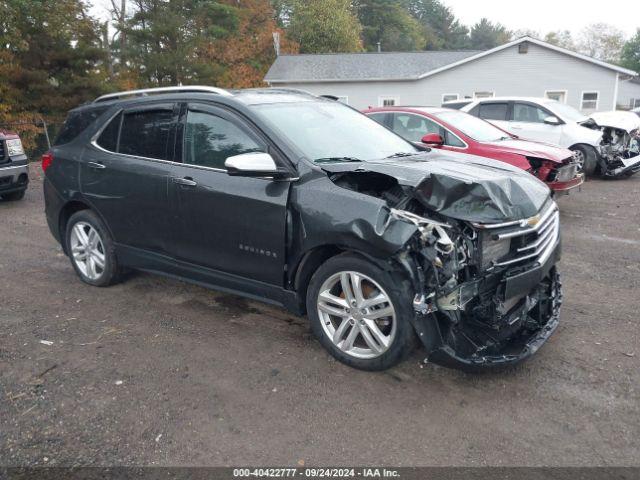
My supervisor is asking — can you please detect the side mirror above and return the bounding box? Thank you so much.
[421,133,445,146]
[225,152,288,179]
[544,116,561,126]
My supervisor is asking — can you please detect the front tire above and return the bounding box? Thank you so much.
[570,145,597,176]
[306,253,416,371]
[1,190,26,201]
[65,210,121,287]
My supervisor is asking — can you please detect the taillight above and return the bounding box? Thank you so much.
[42,152,53,172]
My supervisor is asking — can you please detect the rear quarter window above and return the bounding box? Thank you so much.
[54,107,108,146]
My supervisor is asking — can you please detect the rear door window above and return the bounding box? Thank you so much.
[183,110,264,170]
[367,112,389,127]
[477,103,509,121]
[119,108,176,160]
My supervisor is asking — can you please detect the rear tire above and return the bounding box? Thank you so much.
[65,210,121,287]
[1,190,26,201]
[570,145,597,176]
[306,253,417,371]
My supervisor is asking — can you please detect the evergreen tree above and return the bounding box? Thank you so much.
[469,18,511,50]
[402,0,470,50]
[122,0,240,86]
[620,29,640,73]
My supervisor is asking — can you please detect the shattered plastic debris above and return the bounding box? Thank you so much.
[39,340,53,346]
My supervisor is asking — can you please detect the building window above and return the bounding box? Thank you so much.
[474,91,495,99]
[581,91,599,110]
[632,98,640,109]
[545,90,567,103]
[442,94,459,103]
[379,96,399,107]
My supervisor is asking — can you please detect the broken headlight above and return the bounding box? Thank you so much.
[480,232,510,269]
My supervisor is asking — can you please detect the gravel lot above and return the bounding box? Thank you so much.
[1,164,639,467]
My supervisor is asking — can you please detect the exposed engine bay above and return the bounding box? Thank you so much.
[583,112,640,177]
[324,159,562,370]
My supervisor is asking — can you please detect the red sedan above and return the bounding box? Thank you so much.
[363,107,584,192]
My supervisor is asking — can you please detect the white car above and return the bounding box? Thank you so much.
[461,97,603,175]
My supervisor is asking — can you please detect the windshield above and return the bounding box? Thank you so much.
[545,101,587,122]
[253,101,417,162]
[435,110,509,142]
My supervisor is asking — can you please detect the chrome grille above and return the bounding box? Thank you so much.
[476,203,560,269]
[555,163,578,182]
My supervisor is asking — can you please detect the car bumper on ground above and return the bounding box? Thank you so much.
[424,239,562,371]
[0,163,29,194]
[547,173,585,193]
[604,153,640,178]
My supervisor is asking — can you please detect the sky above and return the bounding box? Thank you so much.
[444,0,639,37]
[87,0,640,38]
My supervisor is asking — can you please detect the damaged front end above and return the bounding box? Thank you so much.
[323,157,563,371]
[390,204,562,371]
[583,112,640,177]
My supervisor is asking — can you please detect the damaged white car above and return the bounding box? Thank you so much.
[461,98,640,177]
[583,111,640,178]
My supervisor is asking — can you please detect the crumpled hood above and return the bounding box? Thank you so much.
[482,139,572,163]
[590,111,640,133]
[322,150,551,224]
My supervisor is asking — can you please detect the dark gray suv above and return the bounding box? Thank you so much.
[44,87,563,372]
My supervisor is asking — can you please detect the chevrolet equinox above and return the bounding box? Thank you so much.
[44,87,562,372]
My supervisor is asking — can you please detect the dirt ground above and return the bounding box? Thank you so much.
[1,164,639,467]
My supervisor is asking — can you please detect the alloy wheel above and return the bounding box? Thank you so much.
[70,222,106,281]
[316,271,397,359]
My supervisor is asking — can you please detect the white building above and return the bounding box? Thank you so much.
[265,37,640,113]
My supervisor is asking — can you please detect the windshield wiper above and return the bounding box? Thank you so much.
[385,152,419,159]
[314,157,363,164]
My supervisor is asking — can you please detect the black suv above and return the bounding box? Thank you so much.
[44,87,562,372]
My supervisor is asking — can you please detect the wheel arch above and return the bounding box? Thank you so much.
[58,199,112,255]
[292,245,399,315]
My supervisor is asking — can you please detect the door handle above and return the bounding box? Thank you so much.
[87,161,106,170]
[171,177,197,187]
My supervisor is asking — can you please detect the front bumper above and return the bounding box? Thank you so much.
[547,173,584,193]
[0,163,29,194]
[603,153,640,178]
[419,239,562,371]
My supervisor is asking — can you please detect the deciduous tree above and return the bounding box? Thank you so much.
[287,0,363,53]
[355,0,425,52]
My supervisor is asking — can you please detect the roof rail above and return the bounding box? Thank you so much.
[94,86,232,103]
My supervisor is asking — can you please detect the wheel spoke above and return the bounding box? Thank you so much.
[73,224,89,246]
[348,273,365,306]
[86,256,96,279]
[87,229,98,248]
[360,323,384,354]
[365,305,394,320]
[363,320,390,350]
[340,324,360,351]
[92,251,106,269]
[361,293,388,310]
[318,290,349,318]
[332,318,352,344]
[340,273,356,305]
